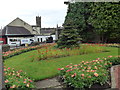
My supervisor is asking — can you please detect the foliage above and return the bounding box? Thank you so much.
[64,2,120,43]
[57,28,81,48]
[58,56,119,88]
[4,66,35,88]
[106,56,120,65]
[2,44,10,52]
[63,2,96,43]
[88,2,120,43]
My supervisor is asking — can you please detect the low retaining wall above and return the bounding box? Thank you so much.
[111,65,120,88]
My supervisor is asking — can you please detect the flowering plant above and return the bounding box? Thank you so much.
[58,56,114,88]
[33,44,108,61]
[2,43,55,60]
[4,66,35,88]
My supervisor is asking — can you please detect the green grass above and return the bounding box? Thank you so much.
[4,46,118,81]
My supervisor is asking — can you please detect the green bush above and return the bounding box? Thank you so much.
[2,44,10,52]
[4,66,35,88]
[58,58,112,88]
[106,56,120,65]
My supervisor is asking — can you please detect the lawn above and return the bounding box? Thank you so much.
[4,45,118,81]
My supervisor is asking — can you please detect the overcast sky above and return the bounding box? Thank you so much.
[0,0,68,28]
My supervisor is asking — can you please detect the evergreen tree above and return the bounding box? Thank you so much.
[57,27,80,48]
[63,2,94,42]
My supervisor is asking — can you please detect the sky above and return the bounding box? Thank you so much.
[0,0,68,28]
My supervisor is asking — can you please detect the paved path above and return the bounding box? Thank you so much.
[35,77,63,89]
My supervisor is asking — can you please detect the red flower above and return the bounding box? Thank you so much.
[58,68,61,70]
[66,69,71,72]
[108,56,112,58]
[8,67,10,70]
[66,65,69,68]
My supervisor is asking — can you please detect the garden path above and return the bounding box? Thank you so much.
[35,77,63,89]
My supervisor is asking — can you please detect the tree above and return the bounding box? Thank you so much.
[63,2,96,43]
[57,27,80,48]
[88,2,120,43]
[57,3,83,48]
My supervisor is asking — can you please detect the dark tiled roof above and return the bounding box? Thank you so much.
[1,26,32,36]
[41,28,55,34]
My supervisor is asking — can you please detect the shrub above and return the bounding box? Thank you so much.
[57,28,80,49]
[106,56,120,65]
[58,57,113,89]
[4,66,35,88]
[2,44,10,52]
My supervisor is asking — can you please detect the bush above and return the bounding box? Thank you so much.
[4,66,35,88]
[106,56,120,65]
[2,44,10,52]
[58,58,112,89]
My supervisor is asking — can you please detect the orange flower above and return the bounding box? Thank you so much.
[61,68,64,70]
[23,81,27,84]
[71,73,77,77]
[87,67,91,70]
[94,66,98,70]
[74,65,78,67]
[108,56,112,58]
[81,74,84,77]
[4,69,7,71]
[88,76,91,78]
[5,80,9,83]
[69,66,72,68]
[94,73,99,77]
[71,74,74,77]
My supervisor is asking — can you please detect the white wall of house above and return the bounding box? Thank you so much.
[34,35,56,42]
[7,37,34,46]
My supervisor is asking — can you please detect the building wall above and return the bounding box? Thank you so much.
[8,18,33,34]
[0,37,7,44]
[32,26,40,34]
[34,35,55,42]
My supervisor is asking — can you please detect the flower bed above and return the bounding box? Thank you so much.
[104,43,120,48]
[2,43,55,60]
[58,56,119,89]
[83,43,120,48]
[31,44,108,61]
[4,66,35,88]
